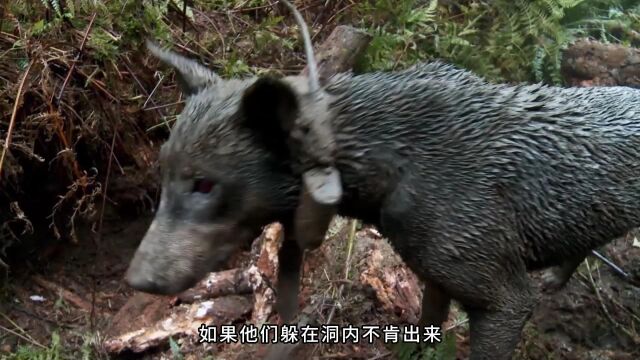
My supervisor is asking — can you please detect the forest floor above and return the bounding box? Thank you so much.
[1,207,639,360]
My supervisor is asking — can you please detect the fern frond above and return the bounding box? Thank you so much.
[67,0,75,17]
[50,0,62,17]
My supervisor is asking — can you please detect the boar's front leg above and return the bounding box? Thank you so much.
[275,226,303,323]
[411,279,452,357]
[418,279,451,329]
[294,187,335,251]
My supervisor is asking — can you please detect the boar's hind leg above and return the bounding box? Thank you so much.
[380,180,535,359]
[466,271,537,360]
[540,252,588,293]
[418,279,451,328]
[276,234,303,322]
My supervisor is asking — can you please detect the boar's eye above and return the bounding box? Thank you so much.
[192,178,215,194]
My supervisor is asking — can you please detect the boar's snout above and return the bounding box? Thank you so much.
[124,218,241,295]
[124,262,192,295]
[124,250,200,295]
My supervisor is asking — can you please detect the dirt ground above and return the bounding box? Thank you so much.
[1,208,639,360]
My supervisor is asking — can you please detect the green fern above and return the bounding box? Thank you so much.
[354,0,638,84]
[39,0,107,18]
[40,0,62,17]
[390,333,457,360]
[67,0,75,16]
[51,0,61,17]
[6,332,65,360]
[532,45,546,82]
[356,0,439,71]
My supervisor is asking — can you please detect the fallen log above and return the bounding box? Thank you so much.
[260,226,425,360]
[104,224,282,354]
[562,39,640,88]
[106,292,170,338]
[301,25,372,82]
[247,222,283,326]
[356,228,423,324]
[177,269,251,304]
[103,295,253,354]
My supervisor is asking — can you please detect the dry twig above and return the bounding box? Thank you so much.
[0,61,32,179]
[31,275,93,313]
[55,12,97,104]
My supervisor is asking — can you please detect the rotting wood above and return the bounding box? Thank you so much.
[105,224,281,351]
[301,25,372,83]
[562,39,640,88]
[104,295,252,354]
[176,268,252,303]
[248,223,283,326]
[357,228,422,324]
[106,292,169,338]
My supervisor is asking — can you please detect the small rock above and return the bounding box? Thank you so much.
[29,295,46,302]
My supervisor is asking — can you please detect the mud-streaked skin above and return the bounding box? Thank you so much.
[126,46,640,360]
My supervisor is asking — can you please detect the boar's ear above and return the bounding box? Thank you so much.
[239,77,299,158]
[146,40,221,97]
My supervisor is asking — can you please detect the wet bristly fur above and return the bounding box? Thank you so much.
[328,63,640,271]
[327,62,640,270]
[128,54,640,359]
